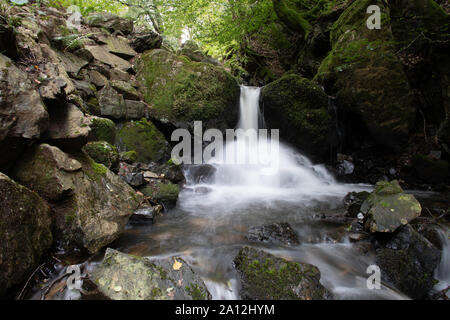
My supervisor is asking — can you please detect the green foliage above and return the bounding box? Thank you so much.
[47,0,126,16]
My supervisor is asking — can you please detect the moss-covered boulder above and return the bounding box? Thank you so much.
[360,180,421,233]
[261,74,331,159]
[234,247,331,300]
[83,141,119,169]
[136,49,240,133]
[117,118,170,163]
[13,144,142,254]
[92,248,211,300]
[0,173,52,297]
[411,154,450,184]
[315,0,415,148]
[142,181,179,209]
[119,150,137,163]
[375,225,441,299]
[89,116,116,145]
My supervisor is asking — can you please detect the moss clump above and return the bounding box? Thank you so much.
[83,141,119,169]
[90,117,116,145]
[117,118,169,163]
[142,182,179,207]
[120,151,138,163]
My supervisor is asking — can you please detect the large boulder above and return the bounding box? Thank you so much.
[360,181,421,233]
[261,74,331,160]
[92,248,211,300]
[0,173,52,297]
[135,49,240,134]
[234,247,331,300]
[375,225,441,299]
[13,144,142,254]
[315,0,415,148]
[0,54,49,171]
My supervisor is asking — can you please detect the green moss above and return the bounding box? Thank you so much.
[185,283,207,300]
[82,141,118,169]
[90,117,116,145]
[120,151,137,163]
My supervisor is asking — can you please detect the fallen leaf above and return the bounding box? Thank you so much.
[173,259,182,271]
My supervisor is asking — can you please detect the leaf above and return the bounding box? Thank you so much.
[172,259,182,271]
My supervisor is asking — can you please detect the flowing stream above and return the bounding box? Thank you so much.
[112,86,411,299]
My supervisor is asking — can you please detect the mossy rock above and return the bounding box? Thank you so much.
[135,49,240,133]
[261,74,331,160]
[117,118,170,163]
[412,154,450,184]
[315,0,415,148]
[92,248,211,300]
[82,141,119,169]
[89,117,116,145]
[142,181,179,208]
[234,247,331,300]
[119,150,137,163]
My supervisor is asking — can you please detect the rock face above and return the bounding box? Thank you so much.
[261,74,331,160]
[92,248,211,300]
[136,49,240,133]
[234,247,331,300]
[315,0,415,148]
[360,181,421,233]
[246,222,300,246]
[0,54,49,171]
[130,31,163,53]
[375,225,441,299]
[13,144,142,254]
[0,173,52,297]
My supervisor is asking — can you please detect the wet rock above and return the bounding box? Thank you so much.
[147,161,185,184]
[124,172,145,187]
[13,144,142,254]
[361,180,421,233]
[130,31,162,53]
[337,160,355,175]
[97,84,126,119]
[234,247,331,300]
[83,141,119,169]
[85,45,132,72]
[184,164,217,184]
[92,248,211,300]
[375,225,441,299]
[0,53,49,171]
[85,12,133,35]
[44,103,91,150]
[0,173,52,297]
[129,205,163,225]
[343,191,370,217]
[246,222,300,246]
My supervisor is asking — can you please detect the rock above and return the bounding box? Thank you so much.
[234,247,331,300]
[85,12,133,34]
[375,225,441,299]
[183,164,217,184]
[130,31,162,53]
[119,151,137,164]
[85,45,132,72]
[13,144,142,253]
[337,160,355,175]
[72,79,96,99]
[117,118,170,163]
[108,68,131,81]
[179,40,219,66]
[97,84,126,119]
[83,141,119,169]
[111,80,140,100]
[360,181,421,233]
[147,161,185,184]
[261,74,331,160]
[135,49,239,134]
[315,0,415,148]
[411,154,450,184]
[92,248,211,300]
[44,103,91,150]
[0,53,49,171]
[142,182,179,209]
[55,50,89,77]
[125,100,148,119]
[88,70,108,88]
[129,205,163,225]
[0,173,52,297]
[97,34,137,59]
[88,116,116,145]
[343,191,370,217]
[124,172,145,187]
[246,222,300,246]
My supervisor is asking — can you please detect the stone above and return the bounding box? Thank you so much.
[343,191,370,217]
[85,12,133,35]
[0,173,52,297]
[97,34,137,59]
[129,205,163,225]
[124,172,145,187]
[88,116,116,145]
[82,141,119,169]
[246,222,300,246]
[361,181,422,233]
[44,103,91,150]
[142,182,179,209]
[179,40,219,66]
[111,80,140,100]
[55,50,88,76]
[13,144,142,253]
[234,247,331,300]
[85,45,132,72]
[91,248,211,300]
[88,70,108,88]
[125,100,148,119]
[97,84,126,119]
[130,31,163,53]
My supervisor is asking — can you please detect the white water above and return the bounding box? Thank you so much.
[434,228,450,298]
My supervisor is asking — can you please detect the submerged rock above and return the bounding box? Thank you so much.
[0,173,53,297]
[13,144,142,253]
[361,180,421,233]
[234,247,331,300]
[92,248,211,300]
[375,225,441,299]
[246,222,300,246]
